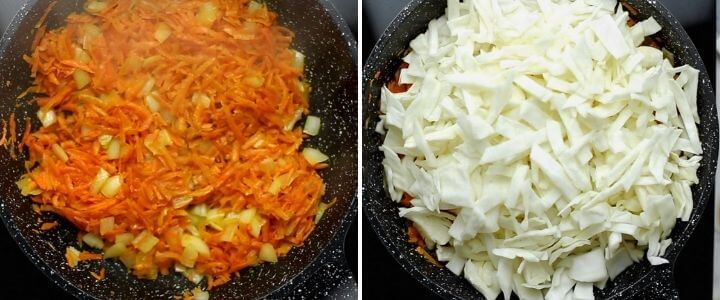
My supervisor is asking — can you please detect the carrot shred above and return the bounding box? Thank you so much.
[7,112,17,159]
[40,221,59,231]
[0,119,7,147]
[35,1,57,29]
[416,246,441,267]
[18,0,325,287]
[79,251,103,261]
[407,224,427,248]
[400,193,413,208]
[90,267,106,281]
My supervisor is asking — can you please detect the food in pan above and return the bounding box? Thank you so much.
[379,0,701,299]
[15,0,329,289]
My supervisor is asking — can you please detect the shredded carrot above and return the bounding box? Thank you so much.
[407,224,427,249]
[0,119,7,146]
[7,112,17,159]
[400,193,412,208]
[90,267,106,281]
[40,221,59,230]
[79,251,103,261]
[35,1,57,29]
[207,273,231,290]
[19,0,325,287]
[387,62,411,93]
[416,246,441,267]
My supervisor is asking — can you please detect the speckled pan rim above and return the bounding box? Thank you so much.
[0,0,358,299]
[362,0,717,299]
[0,1,93,297]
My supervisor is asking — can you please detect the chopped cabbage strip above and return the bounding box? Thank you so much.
[379,0,701,299]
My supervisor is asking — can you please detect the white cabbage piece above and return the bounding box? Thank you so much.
[379,0,701,299]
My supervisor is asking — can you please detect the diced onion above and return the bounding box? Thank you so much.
[157,129,173,146]
[90,168,110,194]
[191,92,212,108]
[248,1,263,13]
[238,208,256,224]
[258,243,278,263]
[186,269,204,284]
[192,289,210,300]
[85,1,108,13]
[284,109,303,131]
[114,233,134,245]
[118,251,137,268]
[65,246,80,268]
[74,69,92,89]
[100,174,122,198]
[298,80,310,100]
[99,217,114,235]
[132,230,159,253]
[141,77,155,96]
[303,115,321,136]
[80,24,102,48]
[190,204,208,217]
[180,246,199,267]
[206,209,225,231]
[82,233,105,249]
[173,196,193,209]
[144,129,172,155]
[181,234,211,257]
[301,148,329,165]
[292,50,305,70]
[174,264,187,273]
[103,242,127,258]
[267,175,285,195]
[154,23,172,43]
[106,138,121,160]
[186,224,200,237]
[314,202,328,224]
[196,2,219,27]
[74,46,91,63]
[144,94,160,112]
[37,109,56,127]
[249,216,264,238]
[16,175,41,196]
[220,224,237,242]
[51,144,69,162]
[98,135,113,147]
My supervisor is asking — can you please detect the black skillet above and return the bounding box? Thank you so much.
[0,0,357,298]
[362,0,718,299]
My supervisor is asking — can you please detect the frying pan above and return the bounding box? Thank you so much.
[0,0,357,298]
[362,0,718,299]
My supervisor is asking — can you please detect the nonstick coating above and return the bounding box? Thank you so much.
[362,0,718,299]
[0,0,357,299]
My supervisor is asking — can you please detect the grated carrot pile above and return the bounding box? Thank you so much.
[17,0,325,286]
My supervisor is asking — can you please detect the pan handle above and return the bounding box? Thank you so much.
[632,264,680,299]
[274,206,358,299]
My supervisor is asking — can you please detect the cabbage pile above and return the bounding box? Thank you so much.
[378,0,702,299]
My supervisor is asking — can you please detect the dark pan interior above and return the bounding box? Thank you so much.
[0,0,357,299]
[362,0,718,299]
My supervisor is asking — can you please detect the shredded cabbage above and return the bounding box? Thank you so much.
[380,0,701,299]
